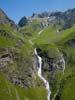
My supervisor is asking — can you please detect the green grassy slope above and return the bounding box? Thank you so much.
[0,17,75,100]
[56,46,75,100]
[0,72,47,100]
[32,25,75,100]
[0,24,48,100]
[33,25,75,45]
[19,19,43,38]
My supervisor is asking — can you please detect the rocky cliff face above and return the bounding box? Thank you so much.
[0,47,44,88]
[36,45,66,99]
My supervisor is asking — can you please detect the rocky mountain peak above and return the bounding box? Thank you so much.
[0,8,17,30]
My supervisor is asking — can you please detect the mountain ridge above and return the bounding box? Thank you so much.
[0,8,75,100]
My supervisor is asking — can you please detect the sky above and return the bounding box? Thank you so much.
[0,0,75,23]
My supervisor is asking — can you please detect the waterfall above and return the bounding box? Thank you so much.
[34,48,51,100]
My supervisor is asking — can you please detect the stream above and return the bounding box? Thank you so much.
[34,48,51,100]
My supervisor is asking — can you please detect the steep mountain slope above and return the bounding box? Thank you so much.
[0,8,75,100]
[34,26,75,100]
[0,9,47,100]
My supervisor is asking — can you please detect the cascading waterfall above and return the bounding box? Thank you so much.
[34,48,51,100]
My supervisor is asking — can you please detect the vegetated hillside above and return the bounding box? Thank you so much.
[0,8,75,100]
[0,9,47,100]
[32,24,75,100]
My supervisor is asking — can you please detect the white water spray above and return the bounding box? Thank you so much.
[34,48,51,100]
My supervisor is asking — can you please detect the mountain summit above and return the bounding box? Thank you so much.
[0,8,17,29]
